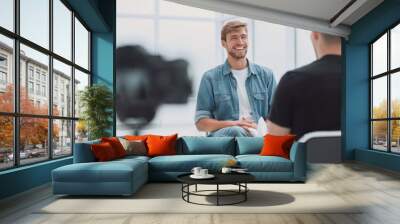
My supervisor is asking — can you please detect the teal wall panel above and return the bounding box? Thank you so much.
[349,0,400,45]
[92,33,114,87]
[345,0,400,171]
[343,44,369,160]
[355,149,400,172]
[65,0,109,32]
[0,158,72,199]
[91,0,116,135]
[92,32,115,135]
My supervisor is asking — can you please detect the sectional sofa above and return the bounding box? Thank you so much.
[52,136,306,196]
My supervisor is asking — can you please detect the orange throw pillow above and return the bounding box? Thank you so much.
[124,135,148,141]
[146,134,178,157]
[259,134,296,159]
[91,142,117,161]
[101,137,127,158]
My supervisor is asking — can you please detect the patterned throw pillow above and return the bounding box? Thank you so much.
[118,138,147,156]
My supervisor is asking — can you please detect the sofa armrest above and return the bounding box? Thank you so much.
[298,131,341,163]
[298,131,341,143]
[73,140,100,163]
[289,142,306,181]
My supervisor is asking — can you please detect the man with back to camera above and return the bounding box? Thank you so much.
[266,32,342,139]
[195,21,276,137]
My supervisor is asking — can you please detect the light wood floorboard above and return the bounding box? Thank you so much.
[1,162,400,224]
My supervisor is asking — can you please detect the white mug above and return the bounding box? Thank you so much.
[221,167,232,174]
[200,169,208,176]
[191,167,202,176]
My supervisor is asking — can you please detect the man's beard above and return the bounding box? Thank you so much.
[228,48,247,59]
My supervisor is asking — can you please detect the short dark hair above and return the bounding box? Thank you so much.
[221,21,247,41]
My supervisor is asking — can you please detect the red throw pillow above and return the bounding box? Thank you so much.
[91,142,117,161]
[124,135,148,141]
[101,137,127,158]
[146,134,178,157]
[259,134,296,159]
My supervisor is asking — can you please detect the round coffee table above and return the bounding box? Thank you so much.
[177,172,255,206]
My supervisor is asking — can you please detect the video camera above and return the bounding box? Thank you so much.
[116,45,192,129]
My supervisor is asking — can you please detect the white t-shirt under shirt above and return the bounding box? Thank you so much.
[231,67,252,120]
[231,67,268,137]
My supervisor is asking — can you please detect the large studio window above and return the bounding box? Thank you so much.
[371,23,400,154]
[0,0,91,170]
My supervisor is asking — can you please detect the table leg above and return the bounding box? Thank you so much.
[195,184,197,192]
[245,183,247,201]
[187,184,190,202]
[217,184,219,206]
[181,184,183,199]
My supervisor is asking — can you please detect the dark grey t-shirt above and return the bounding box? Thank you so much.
[268,55,342,139]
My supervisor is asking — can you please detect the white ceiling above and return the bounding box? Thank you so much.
[166,0,384,37]
[226,0,352,23]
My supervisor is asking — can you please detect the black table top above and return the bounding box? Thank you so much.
[177,172,255,185]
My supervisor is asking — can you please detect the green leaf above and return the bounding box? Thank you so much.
[79,84,113,140]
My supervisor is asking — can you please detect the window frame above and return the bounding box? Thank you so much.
[0,53,8,88]
[370,20,400,154]
[0,71,7,85]
[0,0,92,171]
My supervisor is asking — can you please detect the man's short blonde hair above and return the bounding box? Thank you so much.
[221,21,247,41]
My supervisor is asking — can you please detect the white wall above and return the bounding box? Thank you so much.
[254,21,295,82]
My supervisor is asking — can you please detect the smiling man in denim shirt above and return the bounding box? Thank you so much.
[195,21,276,137]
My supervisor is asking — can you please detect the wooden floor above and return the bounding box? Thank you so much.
[1,162,400,224]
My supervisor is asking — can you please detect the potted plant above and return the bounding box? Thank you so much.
[79,84,113,140]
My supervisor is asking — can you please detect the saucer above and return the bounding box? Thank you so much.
[190,174,215,179]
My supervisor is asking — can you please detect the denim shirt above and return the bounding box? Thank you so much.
[195,60,276,124]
